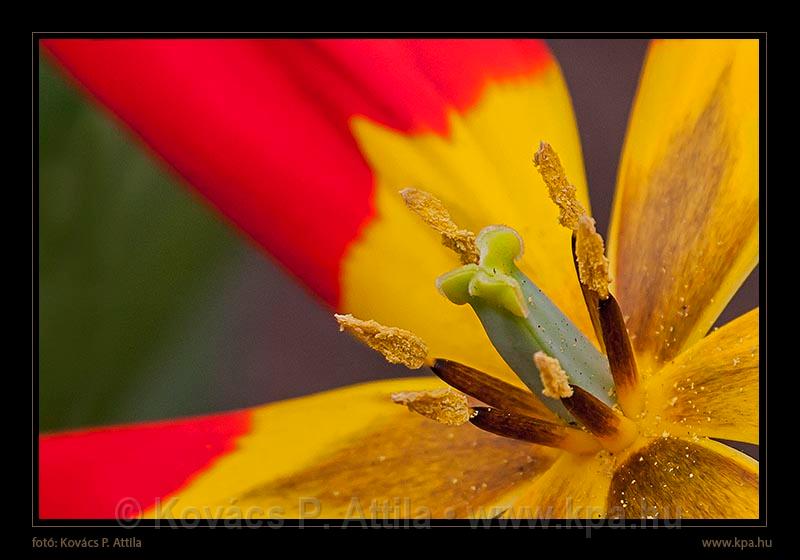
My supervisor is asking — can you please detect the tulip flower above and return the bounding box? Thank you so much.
[39,38,758,520]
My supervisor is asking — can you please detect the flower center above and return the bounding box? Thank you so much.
[337,142,645,455]
[434,221,639,453]
[436,225,614,422]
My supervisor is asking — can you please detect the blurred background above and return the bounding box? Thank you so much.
[37,39,759,435]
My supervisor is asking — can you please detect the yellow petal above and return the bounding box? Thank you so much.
[608,39,759,372]
[512,450,614,518]
[609,437,758,519]
[145,377,559,519]
[643,308,759,444]
[343,60,594,384]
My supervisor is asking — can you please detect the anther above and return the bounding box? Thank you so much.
[391,388,473,426]
[533,352,574,399]
[575,215,610,299]
[533,141,586,230]
[335,314,429,369]
[400,188,480,264]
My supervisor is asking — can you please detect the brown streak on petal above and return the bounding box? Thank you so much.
[614,68,758,365]
[608,438,758,518]
[432,359,558,421]
[236,414,557,518]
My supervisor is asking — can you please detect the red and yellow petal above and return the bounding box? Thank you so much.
[642,308,759,444]
[39,374,760,520]
[43,39,590,385]
[343,48,593,382]
[40,377,560,519]
[42,39,554,308]
[608,39,759,373]
[39,411,250,519]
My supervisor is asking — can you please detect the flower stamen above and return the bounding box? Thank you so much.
[400,188,480,264]
[533,141,586,230]
[570,233,605,352]
[335,314,429,369]
[533,351,574,399]
[597,295,644,417]
[431,359,558,421]
[391,388,473,426]
[536,140,643,418]
[470,407,601,454]
[575,215,611,299]
[539,379,639,453]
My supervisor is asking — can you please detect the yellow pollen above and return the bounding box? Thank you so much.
[335,313,428,369]
[533,351,574,399]
[400,188,480,264]
[533,141,586,230]
[575,214,611,299]
[391,388,473,426]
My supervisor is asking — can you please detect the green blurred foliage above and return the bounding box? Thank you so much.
[38,55,246,431]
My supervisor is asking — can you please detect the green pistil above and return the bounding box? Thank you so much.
[436,225,615,422]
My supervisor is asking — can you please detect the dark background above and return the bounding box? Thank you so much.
[38,39,758,432]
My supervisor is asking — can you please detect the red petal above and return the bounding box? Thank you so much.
[42,39,552,305]
[39,411,251,519]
